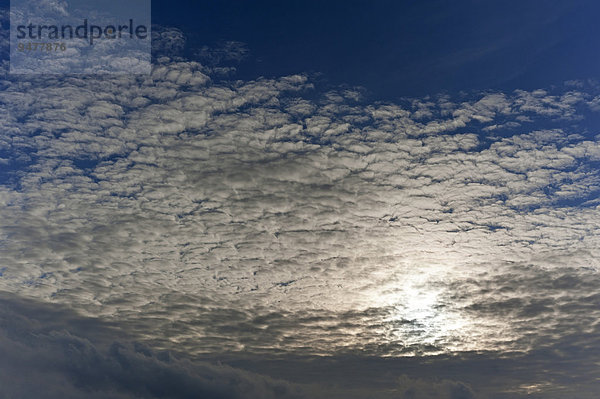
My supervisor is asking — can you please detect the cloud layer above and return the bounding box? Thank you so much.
[0,13,600,398]
[1,56,600,361]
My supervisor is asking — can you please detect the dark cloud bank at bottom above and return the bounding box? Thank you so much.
[1,294,598,399]
[0,294,310,399]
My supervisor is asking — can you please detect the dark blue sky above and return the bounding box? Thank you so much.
[153,0,600,99]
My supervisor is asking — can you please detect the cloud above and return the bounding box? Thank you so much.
[396,376,475,399]
[152,26,186,58]
[196,41,249,65]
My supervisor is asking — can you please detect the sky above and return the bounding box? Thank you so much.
[1,1,600,398]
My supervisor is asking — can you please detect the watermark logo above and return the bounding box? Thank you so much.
[10,0,151,74]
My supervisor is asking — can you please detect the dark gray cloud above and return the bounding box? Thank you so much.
[0,295,309,399]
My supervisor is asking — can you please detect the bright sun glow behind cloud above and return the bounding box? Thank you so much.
[371,258,479,355]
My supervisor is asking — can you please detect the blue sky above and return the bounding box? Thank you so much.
[1,1,600,398]
[153,0,600,97]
